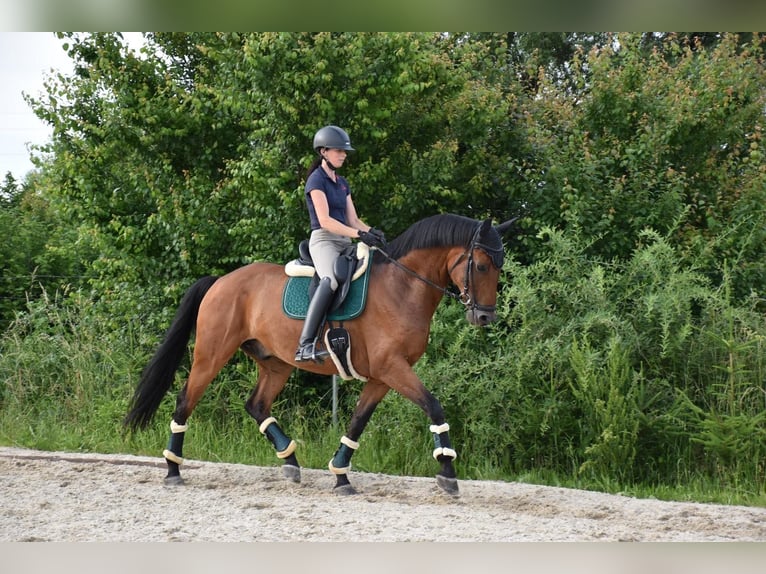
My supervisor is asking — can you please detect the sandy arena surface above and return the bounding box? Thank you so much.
[1,446,764,543]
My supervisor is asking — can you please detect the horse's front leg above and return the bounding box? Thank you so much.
[378,362,460,496]
[329,380,389,495]
[426,404,459,495]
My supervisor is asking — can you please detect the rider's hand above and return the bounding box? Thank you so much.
[358,228,387,249]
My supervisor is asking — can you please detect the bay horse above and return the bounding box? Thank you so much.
[124,213,516,495]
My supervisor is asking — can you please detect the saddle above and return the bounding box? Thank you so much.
[284,240,371,313]
[282,240,372,380]
[282,240,371,321]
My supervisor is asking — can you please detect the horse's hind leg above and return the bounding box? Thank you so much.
[329,380,390,495]
[163,385,190,485]
[243,359,300,483]
[163,345,239,485]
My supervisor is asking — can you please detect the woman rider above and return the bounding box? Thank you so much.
[295,125,387,362]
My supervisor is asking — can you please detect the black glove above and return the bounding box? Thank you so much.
[369,227,386,245]
[358,227,387,249]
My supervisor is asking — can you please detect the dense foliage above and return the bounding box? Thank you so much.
[2,32,764,504]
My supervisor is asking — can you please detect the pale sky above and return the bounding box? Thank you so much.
[0,32,144,183]
[0,32,73,181]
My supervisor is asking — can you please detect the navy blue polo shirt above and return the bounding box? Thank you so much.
[304,167,350,230]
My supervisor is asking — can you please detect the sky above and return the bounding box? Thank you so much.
[0,32,144,183]
[0,32,73,181]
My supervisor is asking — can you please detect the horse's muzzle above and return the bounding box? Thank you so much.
[466,307,497,326]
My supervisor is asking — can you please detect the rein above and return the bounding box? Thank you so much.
[375,223,499,313]
[376,247,463,303]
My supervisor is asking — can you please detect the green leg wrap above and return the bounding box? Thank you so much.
[259,417,297,459]
[329,435,359,474]
[430,423,457,461]
[163,419,187,464]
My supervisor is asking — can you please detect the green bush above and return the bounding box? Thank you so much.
[413,227,766,500]
[2,230,765,506]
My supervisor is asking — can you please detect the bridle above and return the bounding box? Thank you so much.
[376,223,503,315]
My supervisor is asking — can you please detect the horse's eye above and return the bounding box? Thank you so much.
[476,263,489,272]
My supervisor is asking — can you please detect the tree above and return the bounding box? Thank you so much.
[24,31,766,323]
[0,172,87,328]
[521,33,766,301]
[27,32,528,323]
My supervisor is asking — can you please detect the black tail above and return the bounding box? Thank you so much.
[124,276,219,431]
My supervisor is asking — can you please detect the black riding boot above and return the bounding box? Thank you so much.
[295,277,335,362]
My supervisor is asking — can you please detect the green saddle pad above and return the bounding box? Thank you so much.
[282,262,372,321]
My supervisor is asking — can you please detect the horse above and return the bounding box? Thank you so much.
[124,213,516,495]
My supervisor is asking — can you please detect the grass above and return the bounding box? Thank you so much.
[3,394,765,508]
[1,293,765,508]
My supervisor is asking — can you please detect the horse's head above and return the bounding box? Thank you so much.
[447,217,517,326]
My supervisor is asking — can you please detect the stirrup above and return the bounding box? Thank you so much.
[295,341,329,363]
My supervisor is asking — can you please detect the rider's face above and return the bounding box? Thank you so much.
[323,148,347,166]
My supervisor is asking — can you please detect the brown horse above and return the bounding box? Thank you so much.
[125,213,516,495]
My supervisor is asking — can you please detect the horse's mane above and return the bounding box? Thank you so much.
[375,213,500,263]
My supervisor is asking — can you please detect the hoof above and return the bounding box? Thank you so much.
[333,484,358,496]
[164,475,184,486]
[282,464,301,484]
[435,474,459,496]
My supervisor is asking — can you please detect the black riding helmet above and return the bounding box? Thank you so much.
[313,125,355,152]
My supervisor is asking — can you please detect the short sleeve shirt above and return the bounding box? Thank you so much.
[305,167,350,230]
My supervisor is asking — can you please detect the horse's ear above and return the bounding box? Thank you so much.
[480,218,493,234]
[495,216,520,236]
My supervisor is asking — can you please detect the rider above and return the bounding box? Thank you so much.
[294,125,387,362]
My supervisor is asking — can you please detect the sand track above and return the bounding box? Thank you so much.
[1,446,764,542]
